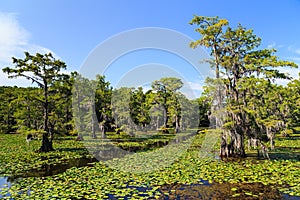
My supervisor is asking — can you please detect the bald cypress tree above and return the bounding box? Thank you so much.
[190,16,297,157]
[3,52,68,152]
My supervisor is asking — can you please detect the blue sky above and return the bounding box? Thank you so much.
[1,0,300,97]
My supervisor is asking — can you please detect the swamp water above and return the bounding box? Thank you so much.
[159,182,300,200]
[0,156,97,198]
[1,151,300,199]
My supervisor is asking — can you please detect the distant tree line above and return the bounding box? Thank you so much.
[1,16,300,156]
[0,53,210,152]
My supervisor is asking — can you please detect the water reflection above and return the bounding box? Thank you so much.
[0,176,11,198]
[0,156,99,198]
[9,156,98,182]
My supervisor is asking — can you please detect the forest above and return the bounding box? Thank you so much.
[0,16,300,199]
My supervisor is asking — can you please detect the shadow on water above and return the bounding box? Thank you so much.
[159,182,300,200]
[87,133,196,162]
[244,151,300,161]
[113,133,195,153]
[7,156,98,182]
[0,157,98,187]
[56,147,88,152]
[103,179,300,200]
[0,156,99,198]
[2,162,300,199]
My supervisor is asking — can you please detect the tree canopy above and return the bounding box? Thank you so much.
[190,15,298,157]
[3,52,69,152]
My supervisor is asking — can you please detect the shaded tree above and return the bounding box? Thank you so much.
[3,52,68,152]
[94,75,113,138]
[152,77,183,133]
[48,72,73,136]
[190,16,297,157]
[12,87,43,132]
[129,87,151,128]
[0,87,19,133]
[112,87,135,134]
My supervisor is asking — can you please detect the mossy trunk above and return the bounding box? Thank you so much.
[220,131,246,158]
[100,124,106,138]
[234,133,246,157]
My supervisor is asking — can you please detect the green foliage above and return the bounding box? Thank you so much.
[0,134,89,177]
[129,87,151,127]
[1,132,300,199]
[94,75,113,127]
[0,87,20,134]
[190,15,298,156]
[194,96,210,127]
[151,77,183,131]
[2,52,70,151]
[112,87,134,132]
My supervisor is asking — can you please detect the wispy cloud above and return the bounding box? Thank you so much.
[287,57,300,62]
[280,66,299,76]
[287,45,300,55]
[267,42,276,49]
[267,42,284,50]
[285,45,300,78]
[0,12,29,63]
[0,12,58,86]
[181,81,204,99]
[295,49,300,55]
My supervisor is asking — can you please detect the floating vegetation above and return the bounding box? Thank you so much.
[0,133,300,199]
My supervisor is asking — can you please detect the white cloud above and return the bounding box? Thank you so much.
[187,81,204,91]
[267,42,276,49]
[295,49,300,55]
[287,45,300,55]
[267,42,284,50]
[0,12,29,63]
[287,57,300,62]
[285,58,300,78]
[181,81,205,99]
[279,65,299,75]
[288,45,293,52]
[0,12,58,87]
[274,65,300,86]
[284,45,300,79]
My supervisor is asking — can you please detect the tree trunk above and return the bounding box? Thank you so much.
[91,100,97,139]
[234,132,246,157]
[220,135,227,158]
[163,106,169,128]
[266,127,275,150]
[175,115,180,133]
[247,138,251,150]
[76,86,84,140]
[40,82,53,152]
[100,123,106,138]
[91,115,96,139]
[44,84,49,135]
[248,137,258,150]
[270,137,274,150]
[76,134,84,141]
[220,130,246,158]
[40,133,54,152]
